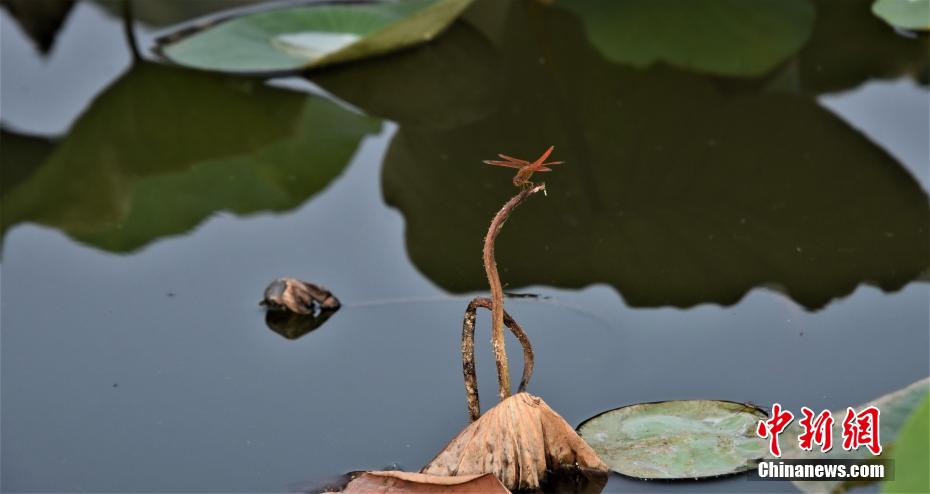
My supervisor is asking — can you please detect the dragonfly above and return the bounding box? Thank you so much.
[483,145,566,188]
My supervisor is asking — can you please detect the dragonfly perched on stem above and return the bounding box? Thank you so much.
[483,145,565,188]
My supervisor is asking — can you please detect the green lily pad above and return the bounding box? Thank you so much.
[883,392,930,493]
[159,0,475,75]
[872,0,930,31]
[577,400,768,479]
[557,0,815,77]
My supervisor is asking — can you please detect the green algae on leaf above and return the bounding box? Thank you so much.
[577,400,768,479]
[159,0,474,75]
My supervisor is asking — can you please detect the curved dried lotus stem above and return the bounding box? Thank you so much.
[483,183,546,400]
[462,297,534,422]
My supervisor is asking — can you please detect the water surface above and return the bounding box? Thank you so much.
[2,0,928,492]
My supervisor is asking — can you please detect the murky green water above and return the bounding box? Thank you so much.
[2,0,928,492]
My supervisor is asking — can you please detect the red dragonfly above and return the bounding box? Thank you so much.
[484,145,566,187]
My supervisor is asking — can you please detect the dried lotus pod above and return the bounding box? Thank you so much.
[261,277,340,314]
[422,392,608,491]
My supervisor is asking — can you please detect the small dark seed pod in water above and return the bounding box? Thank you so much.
[261,277,340,315]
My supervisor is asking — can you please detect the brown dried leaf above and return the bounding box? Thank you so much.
[339,471,507,493]
[422,392,608,491]
[261,277,340,314]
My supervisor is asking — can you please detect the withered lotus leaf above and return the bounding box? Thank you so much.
[422,393,608,491]
[339,471,507,493]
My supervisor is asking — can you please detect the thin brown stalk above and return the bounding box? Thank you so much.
[462,301,480,421]
[483,183,546,400]
[462,297,535,422]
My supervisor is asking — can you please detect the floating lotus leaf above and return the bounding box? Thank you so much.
[883,393,930,493]
[872,0,930,31]
[159,0,474,75]
[577,400,768,480]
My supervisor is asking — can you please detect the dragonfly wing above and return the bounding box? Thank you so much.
[497,154,529,164]
[540,161,565,166]
[534,145,555,164]
[484,160,524,169]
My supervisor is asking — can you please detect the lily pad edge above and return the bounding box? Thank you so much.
[576,399,770,481]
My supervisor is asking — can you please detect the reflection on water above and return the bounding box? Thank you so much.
[264,309,339,340]
[0,0,74,54]
[1,0,928,493]
[3,0,925,309]
[794,0,929,93]
[2,62,381,252]
[312,0,930,310]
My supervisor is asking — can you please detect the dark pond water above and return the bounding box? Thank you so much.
[2,0,928,492]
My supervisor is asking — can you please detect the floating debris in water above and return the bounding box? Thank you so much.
[261,277,340,339]
[261,277,340,314]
